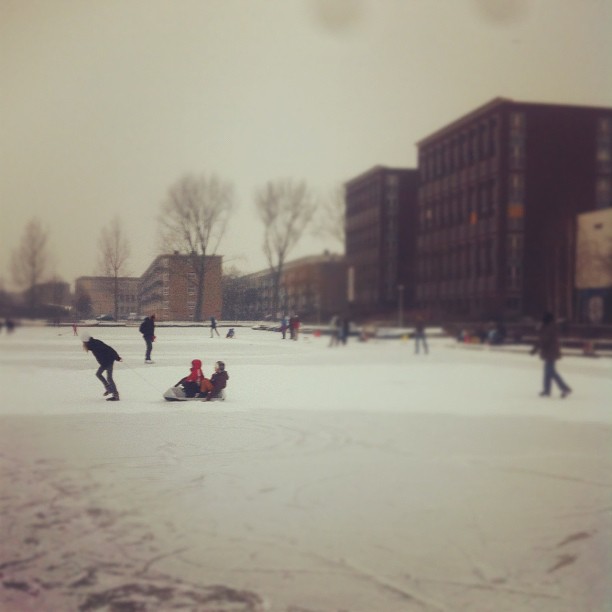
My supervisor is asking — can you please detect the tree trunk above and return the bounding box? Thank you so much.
[193,253,206,322]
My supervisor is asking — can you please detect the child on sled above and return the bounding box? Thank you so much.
[175,359,205,398]
[201,360,229,401]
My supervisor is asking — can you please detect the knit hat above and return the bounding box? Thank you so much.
[81,333,91,343]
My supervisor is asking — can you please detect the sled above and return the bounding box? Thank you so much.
[163,387,226,402]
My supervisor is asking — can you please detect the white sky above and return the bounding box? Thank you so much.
[1,0,611,289]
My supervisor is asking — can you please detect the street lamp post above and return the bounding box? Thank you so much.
[398,284,404,328]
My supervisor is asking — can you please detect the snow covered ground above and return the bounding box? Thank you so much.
[1,325,610,611]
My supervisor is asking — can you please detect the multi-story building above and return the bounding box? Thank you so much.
[139,253,222,322]
[238,252,347,322]
[74,276,140,319]
[415,98,612,321]
[344,166,419,316]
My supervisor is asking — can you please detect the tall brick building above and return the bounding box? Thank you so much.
[344,166,419,316]
[139,253,222,322]
[415,98,612,320]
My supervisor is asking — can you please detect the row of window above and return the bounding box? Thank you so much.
[420,117,500,180]
[420,182,499,230]
[417,241,497,281]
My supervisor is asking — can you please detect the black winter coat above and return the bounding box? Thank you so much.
[210,370,229,396]
[86,338,121,366]
[140,317,155,338]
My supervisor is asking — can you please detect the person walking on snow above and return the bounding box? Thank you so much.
[82,333,122,401]
[140,314,156,363]
[414,316,429,355]
[210,316,220,338]
[530,311,572,398]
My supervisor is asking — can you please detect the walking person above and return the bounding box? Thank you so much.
[328,314,340,347]
[414,316,429,355]
[82,333,122,401]
[280,315,289,340]
[210,315,220,338]
[530,312,572,398]
[340,315,350,345]
[139,314,156,363]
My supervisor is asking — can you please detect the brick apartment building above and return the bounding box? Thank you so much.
[415,98,612,321]
[236,253,347,322]
[139,253,222,322]
[344,166,419,316]
[75,276,140,319]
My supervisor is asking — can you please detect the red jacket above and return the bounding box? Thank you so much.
[183,359,204,384]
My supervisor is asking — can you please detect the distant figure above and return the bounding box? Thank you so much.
[5,319,15,333]
[329,314,340,347]
[530,312,572,398]
[414,317,428,355]
[210,316,220,338]
[226,328,235,339]
[340,316,350,345]
[290,314,301,341]
[280,315,289,339]
[82,333,122,401]
[72,322,78,336]
[139,314,156,363]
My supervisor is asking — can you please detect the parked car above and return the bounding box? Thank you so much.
[95,314,115,321]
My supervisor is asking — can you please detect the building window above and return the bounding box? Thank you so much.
[509,112,526,170]
[596,177,611,208]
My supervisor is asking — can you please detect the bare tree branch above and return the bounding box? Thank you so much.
[312,184,345,249]
[255,179,316,317]
[158,173,235,321]
[97,216,131,320]
[11,218,49,310]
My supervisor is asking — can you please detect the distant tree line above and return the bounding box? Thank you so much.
[5,173,345,320]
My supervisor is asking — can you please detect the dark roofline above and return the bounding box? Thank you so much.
[416,97,612,147]
[344,165,417,189]
[75,276,140,282]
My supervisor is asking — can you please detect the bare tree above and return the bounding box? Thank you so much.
[11,218,49,311]
[98,216,131,320]
[312,184,346,250]
[159,173,234,321]
[255,179,317,318]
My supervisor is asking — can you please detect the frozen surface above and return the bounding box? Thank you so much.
[1,325,611,611]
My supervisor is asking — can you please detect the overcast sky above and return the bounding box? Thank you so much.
[1,0,611,289]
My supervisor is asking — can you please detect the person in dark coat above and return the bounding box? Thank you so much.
[82,333,122,401]
[210,316,220,338]
[139,314,156,363]
[530,312,572,398]
[414,316,428,354]
[202,360,229,400]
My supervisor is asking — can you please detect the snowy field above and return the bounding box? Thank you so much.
[1,325,611,612]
